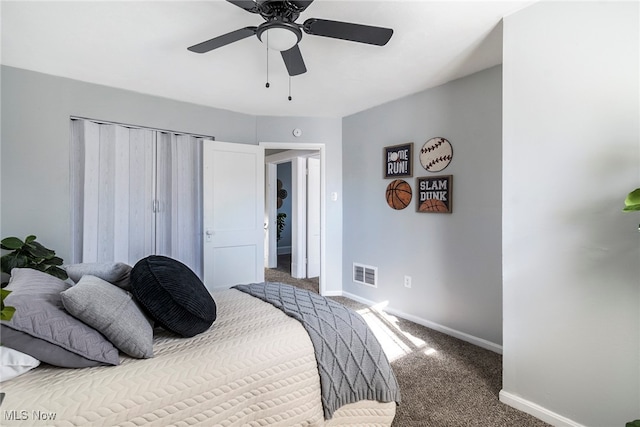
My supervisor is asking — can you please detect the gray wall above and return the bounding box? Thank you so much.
[502,2,639,426]
[342,66,503,347]
[0,67,342,294]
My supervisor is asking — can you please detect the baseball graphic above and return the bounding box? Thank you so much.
[419,137,452,172]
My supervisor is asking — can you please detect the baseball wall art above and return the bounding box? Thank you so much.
[416,175,452,213]
[384,143,413,178]
[420,137,452,172]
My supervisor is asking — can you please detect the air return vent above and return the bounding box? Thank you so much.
[353,263,377,287]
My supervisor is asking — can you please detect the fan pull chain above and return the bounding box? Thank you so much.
[265,33,270,88]
[288,76,292,101]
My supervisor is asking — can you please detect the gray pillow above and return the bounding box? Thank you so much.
[61,275,154,358]
[0,327,102,368]
[64,262,132,290]
[1,268,120,367]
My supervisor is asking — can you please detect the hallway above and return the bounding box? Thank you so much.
[264,254,319,294]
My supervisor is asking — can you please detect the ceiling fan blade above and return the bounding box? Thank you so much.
[281,45,307,76]
[188,27,257,53]
[303,18,393,46]
[226,0,260,14]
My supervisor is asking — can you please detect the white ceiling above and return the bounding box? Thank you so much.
[0,0,534,118]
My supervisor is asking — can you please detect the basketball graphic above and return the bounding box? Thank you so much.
[420,137,452,172]
[386,179,412,210]
[419,198,449,213]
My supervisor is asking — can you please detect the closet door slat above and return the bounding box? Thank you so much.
[128,128,156,264]
[81,120,101,263]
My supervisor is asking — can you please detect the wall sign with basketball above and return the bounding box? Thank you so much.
[386,179,412,210]
[277,179,288,208]
[420,137,452,172]
[416,175,452,213]
[384,143,413,178]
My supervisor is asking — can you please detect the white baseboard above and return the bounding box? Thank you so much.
[327,290,581,427]
[322,290,343,297]
[277,246,291,255]
[499,391,586,427]
[341,291,503,354]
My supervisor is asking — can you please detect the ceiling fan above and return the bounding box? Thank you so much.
[187,0,393,77]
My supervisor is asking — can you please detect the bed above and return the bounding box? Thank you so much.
[0,259,399,426]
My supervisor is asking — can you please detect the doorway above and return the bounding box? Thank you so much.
[261,142,326,295]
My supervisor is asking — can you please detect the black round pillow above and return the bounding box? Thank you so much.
[130,255,216,337]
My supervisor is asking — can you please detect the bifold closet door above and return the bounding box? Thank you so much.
[80,121,156,266]
[75,120,203,277]
[155,133,203,277]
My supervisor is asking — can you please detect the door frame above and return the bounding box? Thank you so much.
[306,156,321,278]
[261,142,326,296]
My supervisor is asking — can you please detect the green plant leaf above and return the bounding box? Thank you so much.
[48,256,64,266]
[625,420,640,427]
[0,288,15,321]
[31,257,47,266]
[623,188,640,211]
[47,266,69,281]
[1,253,29,274]
[25,241,55,259]
[0,235,66,280]
[0,237,24,250]
[0,305,15,321]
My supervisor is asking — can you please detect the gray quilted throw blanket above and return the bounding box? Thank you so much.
[233,282,401,420]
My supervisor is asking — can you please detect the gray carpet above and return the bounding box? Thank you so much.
[265,257,550,427]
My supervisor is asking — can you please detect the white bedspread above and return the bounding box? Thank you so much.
[0,289,395,426]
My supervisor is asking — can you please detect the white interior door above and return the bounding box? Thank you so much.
[291,157,307,278]
[306,157,321,278]
[203,141,265,291]
[265,163,278,269]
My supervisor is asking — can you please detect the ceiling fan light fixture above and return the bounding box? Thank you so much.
[257,22,301,51]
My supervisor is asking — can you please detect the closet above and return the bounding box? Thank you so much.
[70,119,205,277]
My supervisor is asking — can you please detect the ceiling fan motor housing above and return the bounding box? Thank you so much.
[257,0,312,18]
[257,0,303,21]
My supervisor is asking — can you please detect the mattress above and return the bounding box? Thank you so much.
[0,289,395,426]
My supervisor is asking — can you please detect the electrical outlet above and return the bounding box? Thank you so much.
[404,275,412,288]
